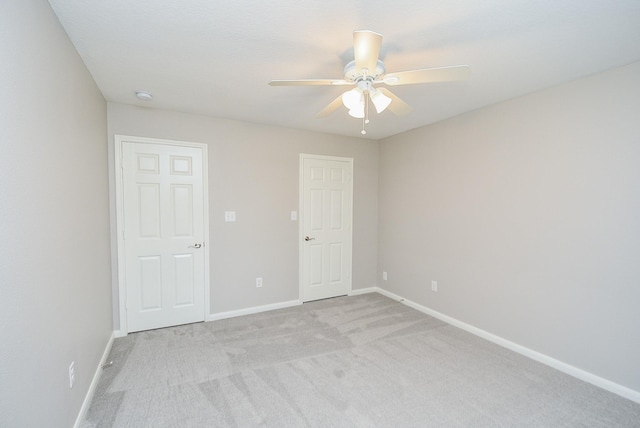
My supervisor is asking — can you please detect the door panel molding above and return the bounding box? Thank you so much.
[114,135,210,335]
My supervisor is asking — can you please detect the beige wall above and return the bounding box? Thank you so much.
[0,1,112,426]
[378,61,640,392]
[107,104,379,324]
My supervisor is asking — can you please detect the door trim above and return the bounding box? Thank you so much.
[114,135,210,335]
[298,153,354,302]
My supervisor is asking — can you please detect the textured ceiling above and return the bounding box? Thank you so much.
[47,0,640,140]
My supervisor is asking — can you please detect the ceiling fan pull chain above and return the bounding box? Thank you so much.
[361,92,369,135]
[365,91,370,124]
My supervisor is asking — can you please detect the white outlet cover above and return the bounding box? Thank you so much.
[224,211,236,222]
[431,280,438,292]
[291,211,297,221]
[382,271,388,281]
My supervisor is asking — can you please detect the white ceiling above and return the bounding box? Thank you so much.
[48,0,640,140]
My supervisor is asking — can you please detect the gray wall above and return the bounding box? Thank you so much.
[2,3,637,424]
[0,1,112,426]
[107,104,379,325]
[378,61,640,392]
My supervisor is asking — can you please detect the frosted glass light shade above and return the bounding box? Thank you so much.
[342,88,363,110]
[348,106,365,118]
[370,89,392,113]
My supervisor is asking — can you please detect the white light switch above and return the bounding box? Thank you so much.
[291,211,297,221]
[224,211,236,222]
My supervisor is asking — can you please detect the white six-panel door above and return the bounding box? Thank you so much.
[117,137,208,333]
[300,154,353,302]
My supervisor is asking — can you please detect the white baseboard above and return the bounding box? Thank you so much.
[375,287,640,404]
[73,332,115,428]
[349,287,377,296]
[207,299,303,322]
[113,329,127,338]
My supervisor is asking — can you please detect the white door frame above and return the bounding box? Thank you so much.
[298,153,354,301]
[114,134,210,335]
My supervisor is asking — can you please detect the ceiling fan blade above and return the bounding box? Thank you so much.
[269,79,350,86]
[379,88,413,116]
[353,30,382,76]
[383,65,471,86]
[316,94,345,118]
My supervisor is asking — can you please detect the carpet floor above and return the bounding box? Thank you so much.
[81,293,640,427]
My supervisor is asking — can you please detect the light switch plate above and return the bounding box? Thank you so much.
[291,211,297,221]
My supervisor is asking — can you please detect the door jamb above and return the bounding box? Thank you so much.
[298,153,354,302]
[114,135,210,336]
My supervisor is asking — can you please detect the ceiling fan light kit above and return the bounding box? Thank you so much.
[269,30,470,135]
[342,81,391,115]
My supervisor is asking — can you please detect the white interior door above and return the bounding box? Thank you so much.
[117,137,208,333]
[300,154,353,302]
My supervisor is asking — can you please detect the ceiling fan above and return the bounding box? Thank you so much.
[269,30,471,134]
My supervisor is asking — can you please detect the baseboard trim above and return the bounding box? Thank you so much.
[73,332,115,428]
[349,287,377,296]
[113,329,127,338]
[207,299,303,322]
[375,287,640,404]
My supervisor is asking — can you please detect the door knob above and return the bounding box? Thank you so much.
[305,236,315,241]
[189,243,203,249]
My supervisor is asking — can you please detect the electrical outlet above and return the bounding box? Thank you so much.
[224,211,236,222]
[431,280,438,292]
[382,271,388,281]
[256,277,263,288]
[69,361,75,389]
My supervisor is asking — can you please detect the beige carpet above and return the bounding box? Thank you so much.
[82,293,640,427]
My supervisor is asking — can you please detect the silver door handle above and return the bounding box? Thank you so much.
[305,236,315,241]
[189,243,203,249]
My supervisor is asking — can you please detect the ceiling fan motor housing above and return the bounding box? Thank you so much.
[344,59,386,82]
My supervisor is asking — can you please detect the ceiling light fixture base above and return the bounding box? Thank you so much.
[135,90,153,101]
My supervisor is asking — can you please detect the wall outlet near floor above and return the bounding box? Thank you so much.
[256,277,263,288]
[68,361,75,388]
[431,280,438,292]
[382,271,388,281]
